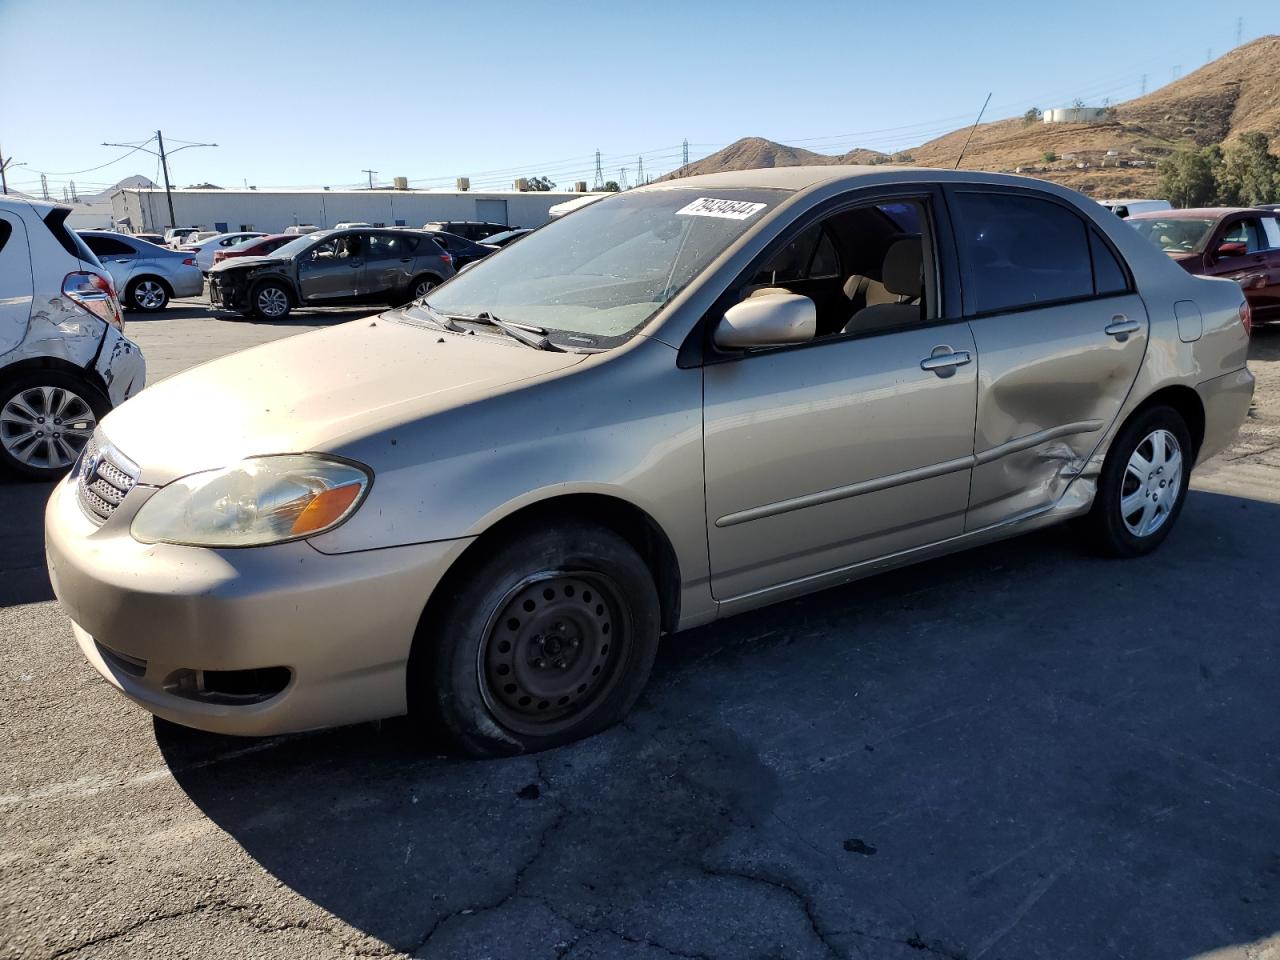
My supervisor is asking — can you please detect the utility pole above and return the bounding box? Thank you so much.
[362,168,377,190]
[1237,16,1244,47]
[593,150,603,190]
[101,132,216,229]
[69,180,78,203]
[0,145,24,195]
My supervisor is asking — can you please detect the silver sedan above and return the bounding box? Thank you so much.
[77,231,203,311]
[48,167,1254,756]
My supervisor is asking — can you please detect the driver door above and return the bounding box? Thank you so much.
[1202,214,1280,310]
[298,234,364,303]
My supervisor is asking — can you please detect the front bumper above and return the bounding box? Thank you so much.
[95,327,146,407]
[45,474,472,736]
[206,273,250,311]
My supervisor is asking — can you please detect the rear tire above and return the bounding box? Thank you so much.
[250,281,292,319]
[413,521,661,757]
[125,277,170,312]
[1083,404,1192,557]
[0,371,109,481]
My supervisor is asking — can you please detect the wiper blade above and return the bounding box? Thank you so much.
[460,311,560,351]
[401,300,463,332]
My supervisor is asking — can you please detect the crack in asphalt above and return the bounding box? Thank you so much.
[699,862,842,958]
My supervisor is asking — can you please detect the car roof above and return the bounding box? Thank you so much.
[1126,207,1255,220]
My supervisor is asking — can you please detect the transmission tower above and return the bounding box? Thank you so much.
[1140,73,1147,95]
[40,174,49,200]
[682,138,689,174]
[619,167,628,190]
[1237,16,1243,46]
[637,156,645,185]
[69,180,78,202]
[593,149,604,189]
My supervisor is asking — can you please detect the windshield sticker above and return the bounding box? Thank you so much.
[675,198,768,220]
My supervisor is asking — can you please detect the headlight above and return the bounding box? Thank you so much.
[131,455,371,547]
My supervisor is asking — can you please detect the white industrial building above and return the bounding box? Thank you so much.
[110,187,594,234]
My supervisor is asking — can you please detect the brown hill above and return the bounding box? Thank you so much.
[677,36,1280,198]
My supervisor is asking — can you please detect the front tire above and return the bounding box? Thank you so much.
[415,522,661,757]
[0,371,109,481]
[250,281,292,319]
[1084,404,1192,557]
[125,277,170,312]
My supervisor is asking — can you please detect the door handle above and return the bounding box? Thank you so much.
[919,347,971,377]
[1104,316,1141,340]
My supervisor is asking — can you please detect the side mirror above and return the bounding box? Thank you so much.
[714,293,816,350]
[1215,241,1247,259]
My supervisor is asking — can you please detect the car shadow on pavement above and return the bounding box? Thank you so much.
[0,477,56,607]
[159,490,1280,960]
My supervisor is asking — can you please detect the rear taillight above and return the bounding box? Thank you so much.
[441,254,453,265]
[182,257,196,266]
[1240,300,1253,336]
[213,252,226,264]
[63,271,123,331]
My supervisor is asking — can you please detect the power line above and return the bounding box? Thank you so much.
[25,143,155,176]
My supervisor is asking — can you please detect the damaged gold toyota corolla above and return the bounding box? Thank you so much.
[45,167,1253,756]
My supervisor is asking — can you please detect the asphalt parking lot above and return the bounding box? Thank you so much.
[2,300,1279,960]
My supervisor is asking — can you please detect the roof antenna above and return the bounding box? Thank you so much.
[955,92,993,170]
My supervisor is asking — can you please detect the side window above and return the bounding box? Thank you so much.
[753,222,823,285]
[309,237,355,260]
[367,234,408,260]
[1089,229,1130,296]
[1263,217,1280,250]
[1216,219,1263,254]
[0,218,11,255]
[952,192,1093,313]
[809,230,840,279]
[83,235,136,258]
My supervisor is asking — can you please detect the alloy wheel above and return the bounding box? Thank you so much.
[477,571,629,737]
[134,280,167,310]
[413,279,436,299]
[256,286,289,317]
[0,386,97,470]
[1119,428,1183,537]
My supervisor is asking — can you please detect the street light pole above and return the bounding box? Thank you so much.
[0,145,24,196]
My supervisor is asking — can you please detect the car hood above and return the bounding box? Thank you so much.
[99,315,586,485]
[209,255,287,272]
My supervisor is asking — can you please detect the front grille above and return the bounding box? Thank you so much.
[75,437,139,524]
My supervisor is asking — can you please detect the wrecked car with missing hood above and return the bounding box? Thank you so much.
[0,197,146,480]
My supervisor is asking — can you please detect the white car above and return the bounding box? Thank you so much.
[1101,199,1173,219]
[283,224,321,235]
[333,221,373,230]
[0,198,146,479]
[179,230,219,249]
[163,227,201,247]
[181,231,266,272]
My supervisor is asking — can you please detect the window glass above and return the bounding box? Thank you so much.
[1127,217,1215,253]
[366,234,408,260]
[82,235,136,258]
[1263,217,1280,250]
[308,235,358,260]
[754,222,822,285]
[877,201,920,234]
[1089,230,1129,295]
[809,230,840,278]
[952,192,1093,313]
[0,218,11,255]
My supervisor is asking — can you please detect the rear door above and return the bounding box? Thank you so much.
[363,232,415,297]
[0,211,33,355]
[945,187,1149,530]
[80,234,140,291]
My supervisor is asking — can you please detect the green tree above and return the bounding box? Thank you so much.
[1042,151,1058,163]
[1023,106,1042,125]
[600,180,621,192]
[1158,147,1219,207]
[1219,132,1279,206]
[526,175,556,192]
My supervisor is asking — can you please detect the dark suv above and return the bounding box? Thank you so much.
[422,220,510,242]
[206,228,455,319]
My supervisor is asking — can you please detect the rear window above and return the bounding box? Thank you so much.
[82,234,136,257]
[952,192,1095,314]
[0,219,11,255]
[43,207,101,266]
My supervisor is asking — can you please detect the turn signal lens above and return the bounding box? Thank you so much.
[291,482,362,536]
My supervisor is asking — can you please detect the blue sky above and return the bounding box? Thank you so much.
[0,0,1273,196]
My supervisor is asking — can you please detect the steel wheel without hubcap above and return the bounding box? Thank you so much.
[478,572,629,737]
[413,278,436,299]
[1119,428,1183,537]
[133,280,167,310]
[256,286,289,317]
[0,386,96,471]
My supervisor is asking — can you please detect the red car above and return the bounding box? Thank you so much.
[211,233,298,266]
[1128,207,1280,325]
